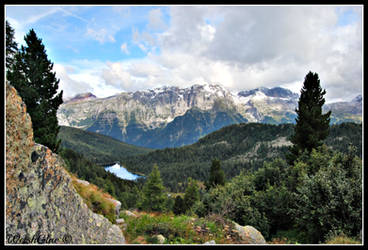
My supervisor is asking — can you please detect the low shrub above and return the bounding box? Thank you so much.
[71,175,116,223]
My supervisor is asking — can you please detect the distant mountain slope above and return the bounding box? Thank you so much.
[120,122,361,192]
[58,126,153,163]
[324,95,362,124]
[57,83,362,149]
[90,107,248,149]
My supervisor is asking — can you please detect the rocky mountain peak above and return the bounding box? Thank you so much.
[57,82,361,148]
[352,95,362,103]
[64,92,96,103]
[238,86,298,99]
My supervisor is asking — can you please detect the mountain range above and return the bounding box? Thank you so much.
[57,83,362,149]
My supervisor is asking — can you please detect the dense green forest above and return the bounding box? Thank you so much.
[118,122,361,192]
[194,144,362,243]
[58,126,153,163]
[58,122,362,193]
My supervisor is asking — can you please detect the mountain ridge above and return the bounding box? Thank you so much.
[57,83,362,149]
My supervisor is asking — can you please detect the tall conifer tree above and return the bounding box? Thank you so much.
[140,165,167,212]
[207,159,225,188]
[7,29,63,152]
[183,178,200,213]
[288,71,331,164]
[6,21,18,71]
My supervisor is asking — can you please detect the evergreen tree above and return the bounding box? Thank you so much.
[207,159,225,188]
[183,178,200,213]
[7,29,63,152]
[173,195,185,215]
[6,20,18,71]
[288,71,331,164]
[139,164,167,212]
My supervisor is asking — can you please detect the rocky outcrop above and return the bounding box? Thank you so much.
[233,222,266,244]
[121,210,138,218]
[154,234,166,244]
[5,84,125,244]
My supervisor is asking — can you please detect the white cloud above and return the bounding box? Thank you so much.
[54,64,95,99]
[120,43,129,54]
[44,6,362,102]
[149,5,362,101]
[138,43,147,52]
[101,62,133,89]
[54,59,125,98]
[6,17,25,45]
[86,27,116,44]
[147,8,167,31]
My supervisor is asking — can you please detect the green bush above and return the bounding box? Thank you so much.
[291,146,362,243]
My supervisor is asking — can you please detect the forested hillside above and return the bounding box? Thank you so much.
[58,126,153,163]
[120,122,361,192]
[59,148,142,209]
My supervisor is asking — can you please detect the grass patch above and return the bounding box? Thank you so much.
[325,233,361,244]
[71,175,117,223]
[119,211,241,244]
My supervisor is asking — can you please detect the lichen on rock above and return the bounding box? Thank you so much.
[6,83,125,244]
[232,222,266,244]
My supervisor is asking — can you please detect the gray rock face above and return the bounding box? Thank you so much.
[57,84,300,148]
[233,222,266,244]
[105,198,121,217]
[116,219,125,224]
[122,210,138,218]
[155,234,166,244]
[324,95,362,123]
[57,83,238,131]
[6,84,125,244]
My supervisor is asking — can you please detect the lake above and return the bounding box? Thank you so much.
[105,163,143,181]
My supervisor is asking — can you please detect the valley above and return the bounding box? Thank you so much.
[6,5,363,245]
[60,122,361,192]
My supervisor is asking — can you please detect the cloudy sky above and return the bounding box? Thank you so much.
[6,5,362,103]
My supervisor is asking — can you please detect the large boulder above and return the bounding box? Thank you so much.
[155,234,166,244]
[122,210,138,218]
[106,198,121,217]
[6,84,125,244]
[233,222,266,244]
[116,218,125,224]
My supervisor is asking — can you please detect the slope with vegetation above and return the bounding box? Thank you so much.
[70,174,118,224]
[186,72,361,244]
[58,126,153,163]
[120,122,361,192]
[59,148,141,210]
